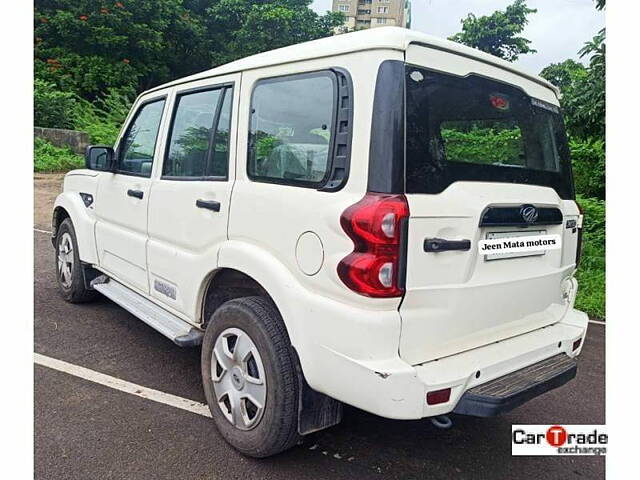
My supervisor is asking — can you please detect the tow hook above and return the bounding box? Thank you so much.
[431,415,453,429]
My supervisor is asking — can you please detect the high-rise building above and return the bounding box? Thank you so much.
[332,0,411,31]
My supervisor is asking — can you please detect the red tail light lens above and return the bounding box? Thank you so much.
[337,193,409,297]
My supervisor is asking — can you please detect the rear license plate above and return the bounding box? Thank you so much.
[484,230,546,261]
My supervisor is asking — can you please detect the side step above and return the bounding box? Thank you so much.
[453,353,577,417]
[92,276,203,347]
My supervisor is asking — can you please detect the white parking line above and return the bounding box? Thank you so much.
[34,353,211,418]
[32,227,606,327]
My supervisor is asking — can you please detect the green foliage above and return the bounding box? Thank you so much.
[34,137,84,172]
[448,0,537,62]
[539,59,587,93]
[442,127,522,164]
[540,33,605,141]
[34,79,77,129]
[574,195,605,319]
[570,139,605,199]
[34,0,342,99]
[72,88,133,145]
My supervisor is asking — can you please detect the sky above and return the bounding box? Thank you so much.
[310,0,605,75]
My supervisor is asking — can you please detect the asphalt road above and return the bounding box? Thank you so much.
[34,230,606,479]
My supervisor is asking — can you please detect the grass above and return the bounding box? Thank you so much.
[34,137,84,172]
[574,196,606,319]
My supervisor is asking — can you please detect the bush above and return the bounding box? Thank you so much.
[34,137,83,172]
[570,139,605,199]
[73,88,133,145]
[34,79,77,129]
[574,195,605,319]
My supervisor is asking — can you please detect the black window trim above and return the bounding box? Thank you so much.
[115,95,167,178]
[160,82,235,182]
[246,68,352,191]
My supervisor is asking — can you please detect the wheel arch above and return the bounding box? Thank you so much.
[52,192,99,265]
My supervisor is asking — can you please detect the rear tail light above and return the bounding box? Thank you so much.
[575,202,584,269]
[337,193,409,297]
[427,388,451,405]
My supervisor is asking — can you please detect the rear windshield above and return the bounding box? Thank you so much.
[405,66,574,198]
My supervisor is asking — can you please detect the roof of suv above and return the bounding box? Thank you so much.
[148,27,557,95]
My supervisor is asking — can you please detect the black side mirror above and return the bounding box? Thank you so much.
[85,145,115,171]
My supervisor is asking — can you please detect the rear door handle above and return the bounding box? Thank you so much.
[127,189,144,199]
[196,199,221,212]
[424,238,471,252]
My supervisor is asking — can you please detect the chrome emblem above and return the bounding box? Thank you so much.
[520,205,539,224]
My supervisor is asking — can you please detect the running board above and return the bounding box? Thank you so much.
[92,276,203,347]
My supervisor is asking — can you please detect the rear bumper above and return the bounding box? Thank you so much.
[303,308,588,420]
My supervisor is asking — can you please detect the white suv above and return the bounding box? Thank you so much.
[52,27,588,457]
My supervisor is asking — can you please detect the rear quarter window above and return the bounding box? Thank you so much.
[247,72,337,188]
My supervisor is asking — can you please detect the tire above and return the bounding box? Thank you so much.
[54,218,98,303]
[201,296,301,458]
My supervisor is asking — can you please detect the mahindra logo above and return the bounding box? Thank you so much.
[520,205,539,224]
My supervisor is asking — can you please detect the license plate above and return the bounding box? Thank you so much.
[484,230,546,261]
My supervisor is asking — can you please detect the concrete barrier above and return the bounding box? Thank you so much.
[34,127,91,155]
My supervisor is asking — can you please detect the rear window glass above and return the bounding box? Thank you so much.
[405,66,573,198]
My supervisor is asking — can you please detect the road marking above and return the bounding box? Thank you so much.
[34,353,212,418]
[32,228,607,327]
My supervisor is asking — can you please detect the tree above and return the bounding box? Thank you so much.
[448,0,537,62]
[540,59,586,93]
[34,0,343,99]
[540,32,605,140]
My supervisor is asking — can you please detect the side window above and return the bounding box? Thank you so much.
[248,72,336,186]
[119,99,166,176]
[163,86,233,179]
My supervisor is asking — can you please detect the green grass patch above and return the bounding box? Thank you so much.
[34,137,84,172]
[574,196,605,319]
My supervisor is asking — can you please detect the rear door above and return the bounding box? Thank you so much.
[398,46,581,365]
[146,75,239,319]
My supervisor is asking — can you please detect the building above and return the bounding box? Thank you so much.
[332,0,411,31]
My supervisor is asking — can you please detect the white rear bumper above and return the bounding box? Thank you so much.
[303,308,588,420]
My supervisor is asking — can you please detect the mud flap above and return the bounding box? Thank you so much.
[293,349,343,435]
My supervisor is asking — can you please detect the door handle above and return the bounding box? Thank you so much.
[196,199,221,212]
[127,189,144,199]
[424,238,471,252]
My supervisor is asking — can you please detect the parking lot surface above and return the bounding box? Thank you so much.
[34,227,605,479]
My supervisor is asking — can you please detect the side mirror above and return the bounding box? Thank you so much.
[85,145,115,171]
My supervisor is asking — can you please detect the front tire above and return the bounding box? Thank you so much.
[201,296,301,458]
[55,218,98,303]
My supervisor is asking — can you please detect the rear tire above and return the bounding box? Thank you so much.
[55,218,98,303]
[201,296,301,458]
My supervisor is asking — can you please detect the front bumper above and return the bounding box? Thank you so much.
[304,308,588,420]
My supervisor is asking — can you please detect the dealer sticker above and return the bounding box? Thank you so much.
[512,425,607,456]
[479,233,561,255]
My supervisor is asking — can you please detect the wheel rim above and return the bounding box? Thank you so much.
[57,232,74,289]
[211,327,267,430]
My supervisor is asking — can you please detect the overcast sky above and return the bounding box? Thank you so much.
[310,0,605,74]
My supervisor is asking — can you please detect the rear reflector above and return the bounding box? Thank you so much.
[573,338,582,351]
[426,388,451,405]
